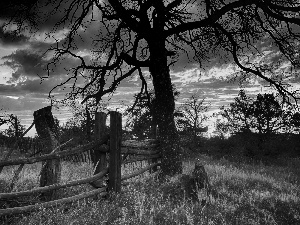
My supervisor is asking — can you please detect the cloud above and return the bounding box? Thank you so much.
[2,49,48,80]
[0,95,48,112]
[1,47,91,82]
[0,27,29,47]
[0,76,71,98]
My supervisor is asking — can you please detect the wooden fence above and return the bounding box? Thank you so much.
[0,109,161,216]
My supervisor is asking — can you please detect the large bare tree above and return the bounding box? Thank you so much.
[2,0,300,176]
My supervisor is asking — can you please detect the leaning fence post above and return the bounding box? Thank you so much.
[33,106,61,201]
[90,112,108,187]
[108,111,122,193]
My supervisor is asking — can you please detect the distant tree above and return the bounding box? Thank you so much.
[1,115,26,150]
[217,90,253,135]
[3,115,26,138]
[176,95,209,145]
[218,90,296,135]
[252,93,290,134]
[0,113,15,127]
[0,116,11,127]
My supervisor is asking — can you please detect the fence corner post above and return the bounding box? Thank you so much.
[108,111,122,193]
[90,112,108,187]
[33,106,61,201]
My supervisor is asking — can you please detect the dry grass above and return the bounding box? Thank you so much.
[0,151,300,224]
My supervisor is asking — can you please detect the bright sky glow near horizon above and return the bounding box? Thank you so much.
[0,1,300,138]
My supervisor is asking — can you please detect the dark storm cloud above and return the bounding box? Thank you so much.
[0,27,29,47]
[2,49,47,80]
[1,47,90,81]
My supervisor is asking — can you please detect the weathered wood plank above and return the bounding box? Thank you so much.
[122,154,161,165]
[121,143,159,149]
[121,147,160,155]
[121,139,159,149]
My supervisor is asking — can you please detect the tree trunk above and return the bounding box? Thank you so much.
[149,119,158,173]
[86,104,92,142]
[33,106,61,201]
[149,38,182,177]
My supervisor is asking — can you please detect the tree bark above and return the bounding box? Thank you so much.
[33,106,61,201]
[148,37,182,177]
[86,104,92,142]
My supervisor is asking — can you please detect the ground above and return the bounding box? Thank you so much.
[1,147,300,224]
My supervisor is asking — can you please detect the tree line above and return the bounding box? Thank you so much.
[1,89,299,161]
[217,90,300,136]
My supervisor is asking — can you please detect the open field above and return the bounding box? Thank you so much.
[1,152,300,224]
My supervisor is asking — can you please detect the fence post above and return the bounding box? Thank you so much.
[108,111,122,193]
[90,112,108,187]
[33,106,61,201]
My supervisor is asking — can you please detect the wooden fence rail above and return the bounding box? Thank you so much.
[121,147,159,155]
[0,168,108,200]
[0,110,161,217]
[0,138,160,168]
[122,154,161,165]
[121,162,161,182]
[0,187,107,216]
[0,136,109,167]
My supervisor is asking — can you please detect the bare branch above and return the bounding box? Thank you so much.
[214,23,299,103]
[166,0,259,37]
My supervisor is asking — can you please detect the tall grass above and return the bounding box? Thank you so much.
[1,153,300,224]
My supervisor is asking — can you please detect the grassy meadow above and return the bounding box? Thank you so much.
[0,146,300,224]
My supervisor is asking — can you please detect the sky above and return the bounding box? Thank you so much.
[0,1,300,137]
